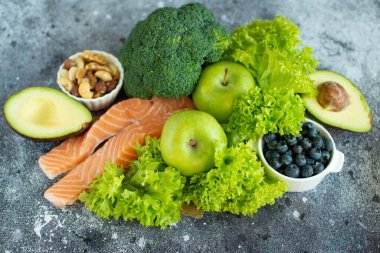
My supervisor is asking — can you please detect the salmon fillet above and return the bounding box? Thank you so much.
[44,97,194,207]
[44,115,175,207]
[39,96,194,179]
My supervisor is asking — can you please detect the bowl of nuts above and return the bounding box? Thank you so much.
[56,50,124,111]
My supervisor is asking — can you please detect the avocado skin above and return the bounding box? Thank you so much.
[303,70,372,132]
[4,119,91,142]
[4,86,93,141]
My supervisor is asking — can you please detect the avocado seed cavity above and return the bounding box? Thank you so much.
[317,81,350,112]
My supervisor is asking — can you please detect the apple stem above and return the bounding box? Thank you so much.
[222,68,228,86]
[189,138,196,148]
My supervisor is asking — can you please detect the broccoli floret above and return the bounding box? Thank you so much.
[120,3,230,98]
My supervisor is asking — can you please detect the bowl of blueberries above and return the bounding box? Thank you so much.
[257,119,345,192]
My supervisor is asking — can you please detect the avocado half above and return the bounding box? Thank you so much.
[303,70,372,132]
[4,87,92,141]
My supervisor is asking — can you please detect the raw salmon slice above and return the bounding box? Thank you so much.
[44,115,172,208]
[39,96,194,179]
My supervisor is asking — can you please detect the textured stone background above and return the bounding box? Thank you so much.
[1,0,379,252]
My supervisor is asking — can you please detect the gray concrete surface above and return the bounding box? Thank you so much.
[1,0,379,252]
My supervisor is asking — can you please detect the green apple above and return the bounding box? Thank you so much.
[160,110,227,176]
[192,61,255,123]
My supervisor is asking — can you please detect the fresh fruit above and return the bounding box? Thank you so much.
[285,164,300,178]
[303,70,372,132]
[262,121,333,178]
[301,165,314,178]
[160,110,227,176]
[192,61,255,123]
[4,87,92,141]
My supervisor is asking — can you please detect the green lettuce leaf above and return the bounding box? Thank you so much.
[223,15,318,94]
[79,137,185,229]
[223,86,305,145]
[184,142,287,215]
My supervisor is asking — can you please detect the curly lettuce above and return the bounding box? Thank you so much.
[223,86,305,145]
[79,137,185,229]
[184,142,287,215]
[223,15,318,94]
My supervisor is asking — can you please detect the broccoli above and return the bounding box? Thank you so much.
[119,3,230,99]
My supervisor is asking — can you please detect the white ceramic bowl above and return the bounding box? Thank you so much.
[56,50,124,111]
[257,119,345,192]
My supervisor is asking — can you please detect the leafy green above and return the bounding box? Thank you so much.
[184,142,287,215]
[223,15,318,94]
[223,86,305,145]
[79,137,185,229]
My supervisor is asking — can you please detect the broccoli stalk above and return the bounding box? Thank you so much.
[120,3,230,98]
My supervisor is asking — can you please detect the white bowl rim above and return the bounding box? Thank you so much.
[258,118,337,182]
[56,50,124,102]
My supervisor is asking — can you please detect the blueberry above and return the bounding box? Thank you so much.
[285,164,300,178]
[296,136,304,144]
[263,133,276,144]
[295,154,307,167]
[276,142,288,154]
[284,135,297,146]
[292,145,303,155]
[265,150,280,161]
[281,154,293,166]
[303,122,315,131]
[309,147,322,160]
[269,158,282,170]
[313,162,325,174]
[285,149,292,156]
[268,140,278,150]
[312,136,324,148]
[324,138,333,152]
[308,128,319,138]
[306,158,316,165]
[321,151,331,164]
[301,138,312,151]
[301,165,314,178]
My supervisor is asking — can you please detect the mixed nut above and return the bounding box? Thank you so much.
[57,50,120,99]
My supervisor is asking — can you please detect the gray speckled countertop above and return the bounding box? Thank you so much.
[1,0,379,252]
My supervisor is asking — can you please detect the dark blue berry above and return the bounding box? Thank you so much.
[321,151,331,164]
[313,162,325,174]
[303,122,315,131]
[324,138,333,152]
[269,158,282,170]
[301,165,314,178]
[284,135,297,146]
[301,138,312,151]
[309,147,322,160]
[285,149,292,156]
[285,164,300,178]
[263,133,276,144]
[295,154,307,167]
[312,136,324,148]
[292,145,303,155]
[306,158,316,165]
[281,154,293,166]
[308,128,319,138]
[268,140,278,150]
[265,150,280,161]
[276,142,288,154]
[296,136,304,144]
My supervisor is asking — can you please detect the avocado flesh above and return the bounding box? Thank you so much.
[4,87,92,140]
[303,70,372,132]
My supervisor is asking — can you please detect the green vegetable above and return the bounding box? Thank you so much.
[120,3,230,99]
[184,142,287,215]
[79,137,185,229]
[223,86,305,145]
[223,15,318,94]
